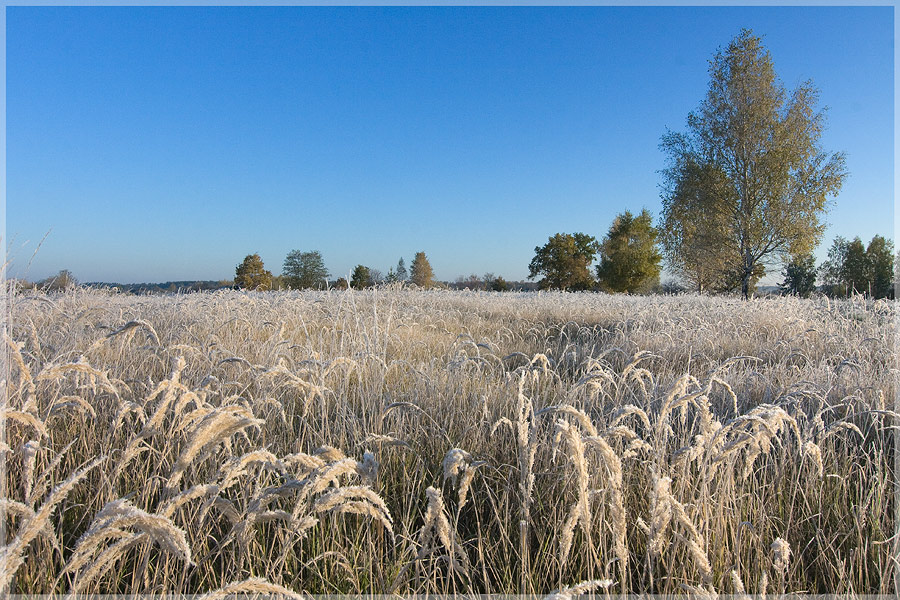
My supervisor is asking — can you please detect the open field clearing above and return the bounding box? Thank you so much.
[2,287,896,596]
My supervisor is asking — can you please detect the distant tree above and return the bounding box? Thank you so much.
[660,29,847,299]
[396,257,408,282]
[819,235,894,298]
[490,276,509,292]
[282,250,329,290]
[14,279,36,292]
[482,272,508,291]
[385,267,397,283]
[844,237,868,295]
[235,254,273,290]
[38,269,78,291]
[866,235,894,299]
[410,252,434,288]
[528,233,599,291]
[333,277,349,290]
[780,253,817,298]
[350,265,372,289]
[660,280,686,295]
[455,273,481,290]
[819,237,849,297]
[369,268,384,285]
[596,209,662,294]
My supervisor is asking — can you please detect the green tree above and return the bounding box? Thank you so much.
[528,233,599,291]
[350,265,371,289]
[865,235,894,299]
[282,250,329,290]
[490,276,509,292]
[659,159,732,292]
[843,237,869,295]
[660,29,847,299]
[235,254,273,290]
[410,252,434,288]
[596,209,662,294]
[779,253,817,298]
[819,236,849,297]
[396,258,408,282]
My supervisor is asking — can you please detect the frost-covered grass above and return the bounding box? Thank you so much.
[3,287,896,595]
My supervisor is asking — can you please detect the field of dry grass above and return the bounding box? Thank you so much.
[2,286,896,596]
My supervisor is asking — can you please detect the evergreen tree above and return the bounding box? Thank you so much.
[780,253,817,297]
[410,252,434,288]
[844,237,868,295]
[819,236,849,297]
[865,235,894,299]
[350,265,371,289]
[235,254,273,290]
[396,257,408,281]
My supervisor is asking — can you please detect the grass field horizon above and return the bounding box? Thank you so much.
[2,286,896,597]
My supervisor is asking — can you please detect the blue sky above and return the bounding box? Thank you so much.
[5,6,894,284]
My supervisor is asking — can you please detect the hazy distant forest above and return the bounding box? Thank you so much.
[4,28,896,600]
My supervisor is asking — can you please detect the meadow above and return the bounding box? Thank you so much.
[2,286,896,597]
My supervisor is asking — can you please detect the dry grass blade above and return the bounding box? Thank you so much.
[3,410,47,439]
[0,499,59,552]
[5,333,36,397]
[417,486,468,576]
[64,497,193,585]
[313,485,394,538]
[21,440,40,504]
[544,578,615,600]
[0,455,105,591]
[196,577,308,600]
[166,405,264,493]
[442,448,472,486]
[217,449,285,490]
[35,360,120,397]
[104,319,161,345]
[537,404,599,436]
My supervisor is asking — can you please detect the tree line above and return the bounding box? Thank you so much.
[782,235,896,299]
[234,251,437,291]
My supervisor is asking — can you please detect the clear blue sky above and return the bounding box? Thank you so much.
[5,6,894,284]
